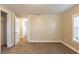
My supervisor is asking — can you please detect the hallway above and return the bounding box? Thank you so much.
[1,38,76,54]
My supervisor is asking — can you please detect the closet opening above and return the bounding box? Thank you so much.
[1,11,7,51]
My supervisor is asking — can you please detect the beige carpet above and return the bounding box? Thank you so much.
[1,38,77,54]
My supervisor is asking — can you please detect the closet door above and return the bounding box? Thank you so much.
[48,15,61,42]
[30,15,61,42]
[30,15,49,42]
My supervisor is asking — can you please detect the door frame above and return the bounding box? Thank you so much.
[0,8,13,48]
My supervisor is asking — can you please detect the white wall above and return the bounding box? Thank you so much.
[61,5,79,53]
[28,15,62,42]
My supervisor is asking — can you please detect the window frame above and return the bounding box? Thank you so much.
[72,13,79,43]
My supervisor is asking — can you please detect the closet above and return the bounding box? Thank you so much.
[1,11,7,47]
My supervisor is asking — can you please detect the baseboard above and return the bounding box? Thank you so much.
[61,41,79,54]
[27,40,61,42]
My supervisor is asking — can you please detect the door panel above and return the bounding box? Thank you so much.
[30,16,49,42]
[7,13,14,48]
[14,16,20,45]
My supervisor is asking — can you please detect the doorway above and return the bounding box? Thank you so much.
[24,20,28,38]
[22,18,28,41]
[1,11,7,50]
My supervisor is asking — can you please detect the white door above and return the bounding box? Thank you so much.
[7,13,13,48]
[14,16,20,45]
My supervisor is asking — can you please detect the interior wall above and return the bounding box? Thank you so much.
[29,15,62,42]
[61,5,79,51]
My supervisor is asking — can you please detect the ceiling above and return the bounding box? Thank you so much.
[1,4,75,16]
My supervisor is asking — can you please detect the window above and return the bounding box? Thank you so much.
[73,14,79,43]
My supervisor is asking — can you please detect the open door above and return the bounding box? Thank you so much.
[7,13,14,48]
[14,16,20,45]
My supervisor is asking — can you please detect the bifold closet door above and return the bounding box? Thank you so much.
[30,15,49,42]
[48,15,61,42]
[30,15,61,42]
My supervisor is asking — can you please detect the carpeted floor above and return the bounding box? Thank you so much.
[1,39,77,54]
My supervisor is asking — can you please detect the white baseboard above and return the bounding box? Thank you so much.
[24,38,79,53]
[61,41,79,54]
[27,40,61,42]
